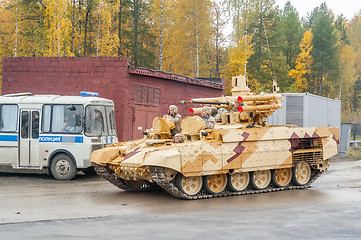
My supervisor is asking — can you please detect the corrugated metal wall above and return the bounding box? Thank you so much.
[267,93,341,130]
[286,96,304,127]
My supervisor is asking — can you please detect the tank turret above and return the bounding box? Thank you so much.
[90,75,339,200]
[181,75,282,126]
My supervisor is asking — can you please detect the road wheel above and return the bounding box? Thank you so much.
[250,170,271,190]
[292,161,311,186]
[176,174,203,197]
[204,174,227,194]
[50,154,77,180]
[272,168,292,188]
[228,171,249,192]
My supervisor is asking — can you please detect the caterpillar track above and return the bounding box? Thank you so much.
[93,164,159,192]
[150,166,322,200]
[94,163,323,199]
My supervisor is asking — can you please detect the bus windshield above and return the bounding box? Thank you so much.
[85,105,116,137]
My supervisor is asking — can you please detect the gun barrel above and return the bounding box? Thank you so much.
[189,107,218,115]
[238,104,282,112]
[191,101,229,105]
[237,94,282,102]
[180,96,237,105]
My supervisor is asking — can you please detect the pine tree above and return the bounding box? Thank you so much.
[309,3,339,96]
[278,1,302,69]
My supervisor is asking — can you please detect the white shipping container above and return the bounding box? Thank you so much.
[267,93,341,129]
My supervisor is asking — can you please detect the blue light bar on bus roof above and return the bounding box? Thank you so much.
[80,91,99,97]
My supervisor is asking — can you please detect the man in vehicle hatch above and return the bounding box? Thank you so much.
[164,105,182,135]
[202,106,215,129]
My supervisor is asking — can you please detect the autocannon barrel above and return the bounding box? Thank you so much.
[238,104,282,112]
[189,107,218,115]
[237,94,282,103]
[180,96,237,105]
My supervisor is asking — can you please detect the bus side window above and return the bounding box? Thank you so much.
[21,111,29,139]
[42,105,51,133]
[32,111,39,139]
[0,105,18,132]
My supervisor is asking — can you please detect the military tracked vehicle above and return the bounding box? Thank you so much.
[91,75,339,199]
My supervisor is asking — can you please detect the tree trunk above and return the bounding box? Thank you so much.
[319,54,324,95]
[72,0,75,53]
[78,1,82,56]
[159,0,164,70]
[84,10,90,57]
[96,13,100,56]
[258,1,263,73]
[133,0,139,66]
[118,0,122,56]
[15,5,18,57]
[194,0,199,78]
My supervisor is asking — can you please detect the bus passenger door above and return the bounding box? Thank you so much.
[19,110,40,167]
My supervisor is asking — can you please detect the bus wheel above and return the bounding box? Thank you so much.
[51,154,77,180]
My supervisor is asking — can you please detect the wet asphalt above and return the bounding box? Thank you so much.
[1,158,361,239]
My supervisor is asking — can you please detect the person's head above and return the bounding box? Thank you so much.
[169,105,178,116]
[94,111,103,121]
[235,101,240,107]
[174,133,184,143]
[202,106,211,117]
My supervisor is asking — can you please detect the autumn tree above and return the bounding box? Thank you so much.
[339,44,356,112]
[289,29,313,93]
[224,34,255,94]
[95,0,119,56]
[211,3,227,78]
[0,0,15,90]
[246,0,281,92]
[150,0,174,70]
[161,0,214,77]
[225,0,258,44]
[43,0,73,56]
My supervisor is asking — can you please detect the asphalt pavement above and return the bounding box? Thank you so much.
[1,158,361,239]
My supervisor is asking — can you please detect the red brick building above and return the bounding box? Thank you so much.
[2,57,224,141]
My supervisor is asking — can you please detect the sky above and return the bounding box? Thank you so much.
[275,0,361,20]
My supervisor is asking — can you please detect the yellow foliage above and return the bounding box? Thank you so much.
[339,44,356,112]
[161,0,214,77]
[289,29,313,93]
[96,4,119,56]
[43,0,73,56]
[0,1,15,92]
[224,34,254,95]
